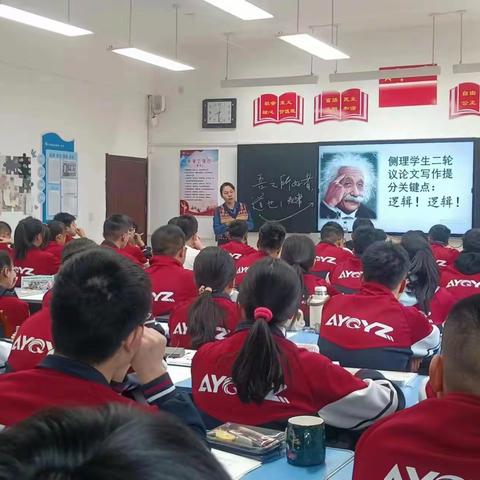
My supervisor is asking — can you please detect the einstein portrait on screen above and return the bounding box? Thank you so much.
[319,152,378,220]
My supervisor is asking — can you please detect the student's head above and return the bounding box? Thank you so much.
[151,225,186,263]
[228,220,249,243]
[53,212,77,236]
[352,226,377,256]
[373,228,387,242]
[430,295,480,397]
[352,218,374,232]
[232,258,301,404]
[0,251,16,290]
[0,221,12,241]
[320,222,344,246]
[428,224,451,245]
[401,231,439,313]
[362,241,410,295]
[0,404,229,480]
[47,220,67,246]
[103,214,132,249]
[462,228,480,253]
[51,248,151,368]
[220,182,236,204]
[61,238,98,264]
[168,215,198,244]
[257,222,286,257]
[13,217,45,260]
[187,247,236,349]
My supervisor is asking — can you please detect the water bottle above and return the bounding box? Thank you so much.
[308,286,330,334]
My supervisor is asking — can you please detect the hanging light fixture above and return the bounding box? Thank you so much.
[200,0,273,21]
[452,10,480,73]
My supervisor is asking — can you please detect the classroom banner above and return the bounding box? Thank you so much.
[179,149,218,216]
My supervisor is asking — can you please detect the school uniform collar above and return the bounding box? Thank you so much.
[0,286,17,298]
[149,255,183,268]
[39,355,110,386]
[359,282,396,299]
[235,321,285,338]
[101,240,120,250]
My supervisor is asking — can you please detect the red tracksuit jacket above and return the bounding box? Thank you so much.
[353,393,480,480]
[43,241,63,263]
[169,295,241,349]
[440,265,480,301]
[311,242,353,279]
[319,282,440,371]
[430,242,460,268]
[422,287,457,326]
[146,256,197,317]
[192,327,402,428]
[101,241,142,266]
[235,251,268,286]
[220,241,257,265]
[0,243,13,257]
[13,248,59,287]
[0,289,29,333]
[124,244,148,265]
[328,255,363,294]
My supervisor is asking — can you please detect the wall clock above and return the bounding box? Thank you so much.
[202,98,237,128]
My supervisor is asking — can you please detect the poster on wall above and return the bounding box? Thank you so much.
[314,88,368,123]
[253,92,304,126]
[179,149,218,216]
[0,153,33,214]
[449,82,480,119]
[41,133,78,221]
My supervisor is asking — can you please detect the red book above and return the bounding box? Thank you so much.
[253,92,304,126]
[314,89,368,123]
[379,64,437,108]
[449,82,480,119]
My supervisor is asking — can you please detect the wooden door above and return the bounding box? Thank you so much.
[106,154,148,238]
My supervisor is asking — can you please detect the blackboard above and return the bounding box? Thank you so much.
[237,143,318,233]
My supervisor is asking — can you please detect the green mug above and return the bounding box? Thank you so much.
[286,415,326,467]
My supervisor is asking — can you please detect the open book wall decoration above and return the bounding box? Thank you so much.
[253,92,304,126]
[314,88,369,123]
[450,82,480,119]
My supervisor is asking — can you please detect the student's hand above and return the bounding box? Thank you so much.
[75,227,86,238]
[0,237,11,244]
[134,232,145,248]
[111,364,131,384]
[192,234,204,251]
[324,174,346,208]
[131,327,168,384]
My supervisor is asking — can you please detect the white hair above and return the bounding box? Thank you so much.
[320,152,377,203]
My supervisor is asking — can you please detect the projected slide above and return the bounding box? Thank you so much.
[318,141,474,234]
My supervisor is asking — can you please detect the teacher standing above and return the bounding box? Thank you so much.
[213,182,253,245]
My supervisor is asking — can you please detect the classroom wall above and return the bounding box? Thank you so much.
[148,20,480,241]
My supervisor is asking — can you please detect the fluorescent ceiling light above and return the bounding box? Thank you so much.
[221,74,318,88]
[111,47,194,72]
[201,0,273,20]
[329,65,441,83]
[279,33,349,60]
[453,62,480,74]
[0,4,92,36]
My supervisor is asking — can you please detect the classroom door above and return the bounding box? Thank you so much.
[106,154,148,239]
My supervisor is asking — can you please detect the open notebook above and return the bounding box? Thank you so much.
[212,449,261,480]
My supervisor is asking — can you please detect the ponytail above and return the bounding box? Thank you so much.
[291,263,308,304]
[232,307,285,404]
[408,248,439,313]
[14,217,44,261]
[0,251,12,272]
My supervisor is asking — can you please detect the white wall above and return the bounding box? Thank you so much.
[148,22,480,240]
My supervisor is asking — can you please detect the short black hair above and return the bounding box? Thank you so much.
[103,214,132,242]
[462,228,480,254]
[151,225,185,256]
[352,226,377,255]
[320,222,344,242]
[352,218,374,232]
[220,182,235,195]
[0,221,11,237]
[442,295,480,394]
[61,238,98,263]
[258,222,286,253]
[362,241,410,290]
[429,224,451,244]
[51,248,151,365]
[373,228,387,242]
[0,404,229,480]
[168,215,198,241]
[53,212,76,227]
[228,220,248,240]
[47,220,65,241]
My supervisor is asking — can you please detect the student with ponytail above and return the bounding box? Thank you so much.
[192,257,404,429]
[169,247,240,349]
[13,217,59,286]
[400,231,455,326]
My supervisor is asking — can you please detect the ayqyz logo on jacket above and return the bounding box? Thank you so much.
[152,291,175,303]
[325,314,394,341]
[446,279,480,289]
[385,464,464,480]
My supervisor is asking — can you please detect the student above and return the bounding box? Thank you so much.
[345,218,374,250]
[169,247,240,349]
[0,248,204,436]
[219,220,256,264]
[353,295,480,480]
[147,225,197,317]
[312,222,352,279]
[319,242,440,371]
[328,226,377,294]
[0,405,228,480]
[440,228,480,300]
[101,214,142,266]
[43,220,67,263]
[168,215,204,271]
[13,217,59,286]
[0,251,29,336]
[281,235,337,321]
[0,221,13,256]
[235,221,285,286]
[124,221,150,265]
[192,257,404,429]
[428,223,459,268]
[7,238,97,372]
[53,212,86,242]
[400,231,456,326]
